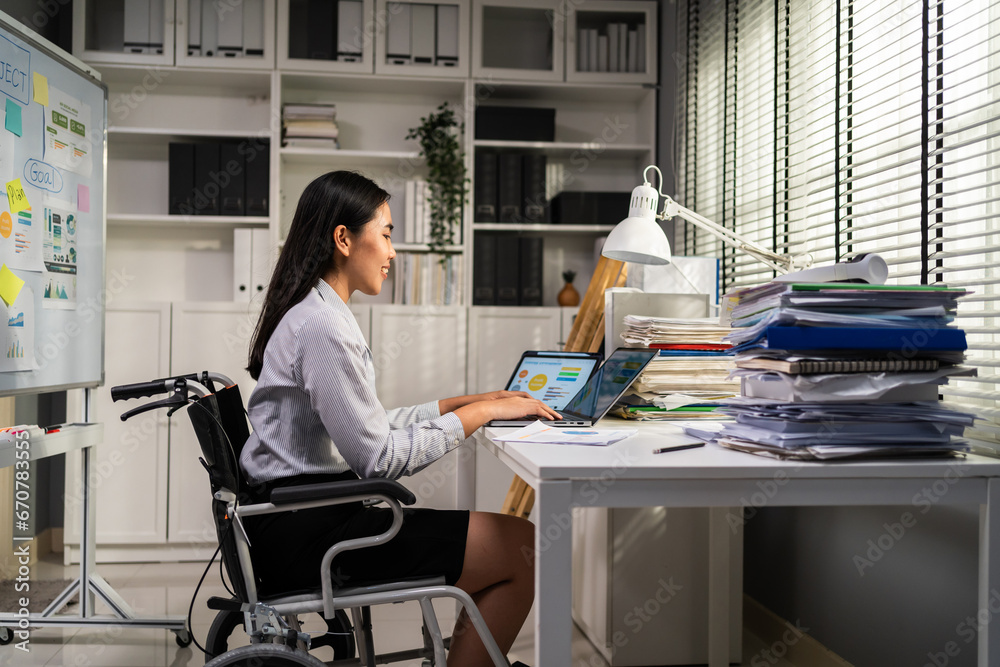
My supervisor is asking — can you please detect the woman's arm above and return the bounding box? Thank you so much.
[438,390,531,414]
[450,396,561,439]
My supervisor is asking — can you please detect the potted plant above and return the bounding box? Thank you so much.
[406,102,468,256]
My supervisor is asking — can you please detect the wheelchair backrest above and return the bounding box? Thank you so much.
[187,384,258,603]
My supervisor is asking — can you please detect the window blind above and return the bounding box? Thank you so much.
[677,0,1000,446]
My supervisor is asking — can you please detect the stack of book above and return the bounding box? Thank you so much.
[616,316,738,421]
[576,22,646,73]
[390,253,463,306]
[693,282,978,459]
[282,103,339,149]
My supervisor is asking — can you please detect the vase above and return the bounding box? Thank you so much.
[558,282,580,307]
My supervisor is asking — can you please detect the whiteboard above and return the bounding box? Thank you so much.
[0,12,107,396]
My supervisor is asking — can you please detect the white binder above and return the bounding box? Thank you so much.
[217,0,244,56]
[251,228,273,298]
[386,2,412,64]
[337,0,364,61]
[411,4,436,65]
[233,228,253,302]
[201,0,219,56]
[123,0,150,53]
[148,0,165,54]
[435,4,459,67]
[187,0,202,55]
[243,0,265,57]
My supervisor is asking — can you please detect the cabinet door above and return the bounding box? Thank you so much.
[467,306,560,511]
[175,0,277,69]
[472,0,564,82]
[369,305,466,509]
[168,302,260,545]
[66,303,171,546]
[374,0,470,78]
[73,0,176,66]
[276,0,375,73]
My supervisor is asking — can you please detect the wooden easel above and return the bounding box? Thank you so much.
[499,256,628,518]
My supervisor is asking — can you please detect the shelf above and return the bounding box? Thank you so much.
[473,140,651,157]
[97,64,273,92]
[473,223,616,233]
[110,128,272,142]
[108,214,270,228]
[393,244,465,253]
[280,148,422,166]
[281,71,465,98]
[474,79,656,103]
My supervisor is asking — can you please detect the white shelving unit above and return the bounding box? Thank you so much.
[69,0,658,560]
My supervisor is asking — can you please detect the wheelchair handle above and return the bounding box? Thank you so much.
[111,379,174,402]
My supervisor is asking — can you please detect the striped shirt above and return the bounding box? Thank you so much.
[240,279,465,484]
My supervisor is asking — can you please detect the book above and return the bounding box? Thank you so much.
[760,326,967,352]
[735,357,941,375]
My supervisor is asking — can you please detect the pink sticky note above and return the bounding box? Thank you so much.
[77,184,90,213]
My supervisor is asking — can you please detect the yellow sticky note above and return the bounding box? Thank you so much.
[33,72,49,106]
[0,264,24,307]
[5,179,30,215]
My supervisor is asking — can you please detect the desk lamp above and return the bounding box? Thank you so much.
[602,165,889,284]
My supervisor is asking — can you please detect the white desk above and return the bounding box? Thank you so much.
[474,420,1000,667]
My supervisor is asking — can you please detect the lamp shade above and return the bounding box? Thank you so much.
[601,183,672,265]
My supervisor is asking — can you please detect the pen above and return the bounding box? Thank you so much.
[653,442,705,454]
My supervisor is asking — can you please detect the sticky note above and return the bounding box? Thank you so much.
[5,179,29,215]
[0,264,24,307]
[33,72,49,106]
[78,184,90,213]
[5,99,22,137]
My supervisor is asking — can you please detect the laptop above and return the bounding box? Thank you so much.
[501,350,603,410]
[489,348,658,427]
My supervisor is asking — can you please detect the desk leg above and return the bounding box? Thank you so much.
[980,477,1000,666]
[535,480,573,667]
[708,507,731,667]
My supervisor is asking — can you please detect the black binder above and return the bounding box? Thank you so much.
[168,142,194,215]
[245,142,270,216]
[288,0,309,59]
[473,233,497,305]
[193,142,220,215]
[474,151,498,222]
[219,143,246,215]
[495,235,520,305]
[519,237,543,306]
[522,154,548,222]
[498,153,522,223]
[307,0,336,60]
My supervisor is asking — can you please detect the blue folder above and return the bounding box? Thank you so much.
[761,326,967,351]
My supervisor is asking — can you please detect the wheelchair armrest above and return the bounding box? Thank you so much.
[268,478,417,507]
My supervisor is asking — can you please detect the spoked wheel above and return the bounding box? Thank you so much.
[204,643,327,667]
[204,608,355,663]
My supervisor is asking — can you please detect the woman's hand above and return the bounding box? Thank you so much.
[439,390,530,413]
[487,396,561,422]
[452,396,561,438]
[478,389,532,401]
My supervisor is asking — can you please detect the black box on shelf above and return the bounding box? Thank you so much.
[551,191,631,225]
[474,151,499,222]
[519,236,543,306]
[219,143,246,215]
[245,141,270,216]
[473,233,497,305]
[168,143,195,215]
[475,106,556,142]
[193,143,221,215]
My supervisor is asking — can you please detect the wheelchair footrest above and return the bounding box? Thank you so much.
[207,596,244,612]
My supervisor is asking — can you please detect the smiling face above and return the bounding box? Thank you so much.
[334,202,395,300]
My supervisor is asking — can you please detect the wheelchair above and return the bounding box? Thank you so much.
[112,371,509,667]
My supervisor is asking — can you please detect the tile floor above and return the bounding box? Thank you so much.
[3,557,797,667]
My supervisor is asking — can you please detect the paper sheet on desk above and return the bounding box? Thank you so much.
[493,420,637,446]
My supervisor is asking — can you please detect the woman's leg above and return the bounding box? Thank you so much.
[447,511,534,667]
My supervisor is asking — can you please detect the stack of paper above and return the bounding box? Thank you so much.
[693,282,978,460]
[283,103,339,149]
[617,316,738,421]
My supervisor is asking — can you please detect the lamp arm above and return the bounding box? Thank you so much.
[659,197,804,274]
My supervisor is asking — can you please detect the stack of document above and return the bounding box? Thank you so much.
[618,316,738,421]
[695,282,978,460]
[283,103,340,149]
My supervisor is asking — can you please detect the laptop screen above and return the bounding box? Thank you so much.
[506,353,602,410]
[562,348,658,419]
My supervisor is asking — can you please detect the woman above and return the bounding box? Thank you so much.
[241,171,558,666]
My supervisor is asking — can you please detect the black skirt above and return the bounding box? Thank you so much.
[242,471,470,598]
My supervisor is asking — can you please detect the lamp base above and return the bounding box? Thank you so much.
[772,253,888,285]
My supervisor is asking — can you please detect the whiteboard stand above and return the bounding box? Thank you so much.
[0,392,191,646]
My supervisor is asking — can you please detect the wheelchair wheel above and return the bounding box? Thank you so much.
[205,608,355,662]
[204,643,327,667]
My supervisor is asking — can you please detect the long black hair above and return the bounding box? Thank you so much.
[247,171,389,380]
